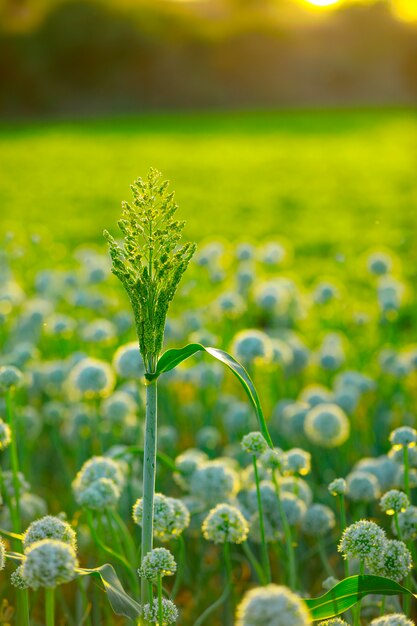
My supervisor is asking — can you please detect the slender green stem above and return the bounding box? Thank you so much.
[45,587,55,626]
[394,512,402,540]
[5,390,21,532]
[252,455,271,583]
[141,379,158,605]
[403,446,410,499]
[354,560,365,626]
[172,535,186,599]
[380,595,386,616]
[157,574,163,626]
[318,539,335,578]
[272,473,296,589]
[338,494,349,577]
[242,541,267,585]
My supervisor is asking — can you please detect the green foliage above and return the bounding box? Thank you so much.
[104,169,196,372]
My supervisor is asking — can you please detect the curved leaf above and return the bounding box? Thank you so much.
[306,575,415,620]
[147,343,273,447]
[78,564,141,620]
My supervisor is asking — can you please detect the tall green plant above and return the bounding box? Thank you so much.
[104,169,196,604]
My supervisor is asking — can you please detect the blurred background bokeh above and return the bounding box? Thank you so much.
[1,0,417,117]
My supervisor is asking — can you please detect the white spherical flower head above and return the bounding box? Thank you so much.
[301,504,336,537]
[394,506,417,541]
[132,494,190,541]
[277,493,307,529]
[346,471,381,503]
[112,342,144,379]
[73,456,125,490]
[0,538,6,570]
[367,251,392,276]
[0,365,23,392]
[11,565,29,589]
[102,391,136,424]
[67,358,115,399]
[235,584,311,626]
[138,548,176,582]
[22,539,78,589]
[190,461,239,505]
[142,598,179,624]
[0,419,12,451]
[23,516,77,552]
[318,620,349,626]
[286,448,311,476]
[241,432,269,457]
[231,329,273,364]
[368,539,412,582]
[370,615,414,626]
[75,477,120,511]
[328,478,347,497]
[390,427,417,450]
[305,404,350,448]
[260,447,286,472]
[380,490,409,516]
[279,476,313,506]
[338,520,386,561]
[202,503,249,544]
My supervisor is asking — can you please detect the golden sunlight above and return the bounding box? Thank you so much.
[301,0,342,7]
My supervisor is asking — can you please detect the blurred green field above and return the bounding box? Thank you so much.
[1,108,416,260]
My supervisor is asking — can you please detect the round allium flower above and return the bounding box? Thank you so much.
[260,447,286,472]
[346,471,381,502]
[142,598,179,624]
[67,358,115,399]
[74,477,120,511]
[235,584,311,626]
[22,539,78,589]
[318,620,349,626]
[301,504,335,537]
[355,456,398,492]
[173,448,208,490]
[285,449,311,476]
[367,251,392,276]
[0,419,11,450]
[304,404,350,448]
[2,470,30,498]
[370,615,414,626]
[11,565,29,589]
[202,503,249,544]
[299,384,332,408]
[393,506,417,541]
[276,493,307,529]
[390,427,417,449]
[197,426,221,450]
[190,461,239,505]
[328,478,346,496]
[380,490,409,516]
[322,577,340,591]
[247,481,279,518]
[132,494,190,541]
[23,516,77,552]
[368,539,412,582]
[0,365,23,392]
[231,329,273,364]
[102,391,136,424]
[313,282,338,305]
[338,520,386,561]
[112,342,144,379]
[0,538,5,570]
[82,319,116,344]
[279,476,313,506]
[73,456,125,491]
[138,548,176,582]
[241,432,269,457]
[216,292,246,319]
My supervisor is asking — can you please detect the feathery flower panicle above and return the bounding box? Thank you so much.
[142,598,179,624]
[104,169,196,372]
[202,503,249,544]
[23,515,77,552]
[380,490,409,515]
[235,584,311,626]
[338,520,386,561]
[241,432,269,457]
[138,547,176,582]
[22,539,78,589]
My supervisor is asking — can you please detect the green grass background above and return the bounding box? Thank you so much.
[1,109,416,260]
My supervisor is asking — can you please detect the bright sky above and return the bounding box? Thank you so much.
[299,0,417,20]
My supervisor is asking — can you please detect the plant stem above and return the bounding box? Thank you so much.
[45,588,55,626]
[141,379,158,605]
[354,560,365,626]
[338,494,349,577]
[318,539,335,578]
[157,574,163,626]
[5,390,21,532]
[252,455,271,583]
[272,473,296,589]
[172,535,186,599]
[403,446,410,498]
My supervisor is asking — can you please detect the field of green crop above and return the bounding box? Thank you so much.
[1,109,417,626]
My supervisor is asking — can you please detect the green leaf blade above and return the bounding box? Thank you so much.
[78,564,141,620]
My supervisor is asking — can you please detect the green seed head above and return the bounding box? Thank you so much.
[104,168,196,373]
